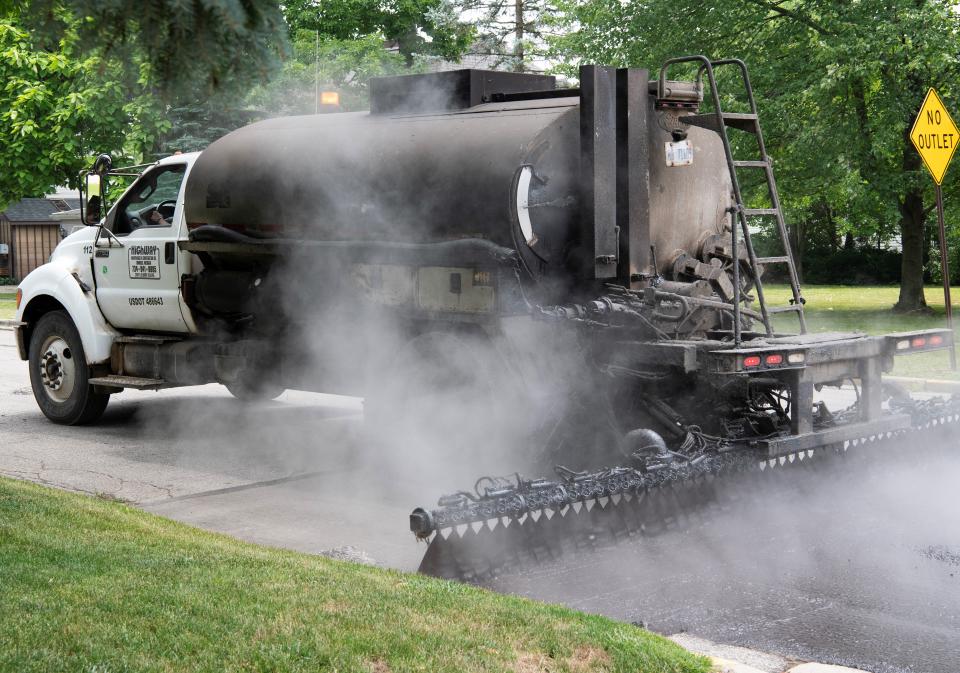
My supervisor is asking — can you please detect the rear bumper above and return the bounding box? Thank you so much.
[706,328,954,378]
[703,328,955,453]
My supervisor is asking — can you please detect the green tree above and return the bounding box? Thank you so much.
[551,0,960,311]
[247,31,411,116]
[158,100,258,154]
[10,0,286,97]
[0,13,167,209]
[0,0,291,208]
[284,0,473,66]
[250,0,477,116]
[465,0,557,72]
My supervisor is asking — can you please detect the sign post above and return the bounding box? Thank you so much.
[910,88,959,369]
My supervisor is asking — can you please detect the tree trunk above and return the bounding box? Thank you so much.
[826,205,839,250]
[894,128,929,312]
[895,189,927,311]
[513,0,525,71]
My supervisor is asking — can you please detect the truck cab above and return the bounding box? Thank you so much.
[92,155,197,334]
[13,154,208,424]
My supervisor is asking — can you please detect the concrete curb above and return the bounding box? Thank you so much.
[710,656,768,673]
[786,665,870,673]
[707,655,871,673]
[671,635,791,672]
[671,635,871,673]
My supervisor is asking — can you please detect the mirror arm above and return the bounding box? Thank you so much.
[94,225,125,249]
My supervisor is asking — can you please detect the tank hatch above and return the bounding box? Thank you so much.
[369,69,556,115]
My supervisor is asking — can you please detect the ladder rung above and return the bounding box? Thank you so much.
[721,112,759,132]
[756,256,790,264]
[733,160,769,168]
[722,112,758,121]
[743,208,779,216]
[768,305,803,314]
[681,112,759,134]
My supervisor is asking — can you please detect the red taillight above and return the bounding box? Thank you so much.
[912,337,927,348]
[765,354,784,366]
[930,335,944,346]
[743,355,762,368]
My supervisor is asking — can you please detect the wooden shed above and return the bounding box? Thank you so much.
[0,196,79,281]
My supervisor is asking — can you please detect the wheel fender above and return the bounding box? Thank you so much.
[16,264,119,364]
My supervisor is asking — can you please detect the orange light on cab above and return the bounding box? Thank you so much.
[16,288,22,310]
[320,91,340,106]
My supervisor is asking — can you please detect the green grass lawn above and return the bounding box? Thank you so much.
[0,477,709,673]
[764,284,960,380]
[0,295,15,320]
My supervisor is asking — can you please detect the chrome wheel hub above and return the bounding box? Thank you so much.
[39,336,76,403]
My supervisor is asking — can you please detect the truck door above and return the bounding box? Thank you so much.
[93,163,190,333]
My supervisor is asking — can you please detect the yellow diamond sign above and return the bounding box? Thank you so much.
[910,88,959,185]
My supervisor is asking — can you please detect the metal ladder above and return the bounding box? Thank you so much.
[658,56,806,344]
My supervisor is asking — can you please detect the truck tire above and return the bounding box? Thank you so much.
[28,311,110,425]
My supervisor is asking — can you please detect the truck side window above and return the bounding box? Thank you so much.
[112,164,186,236]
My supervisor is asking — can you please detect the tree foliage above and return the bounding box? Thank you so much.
[284,0,473,65]
[551,0,960,310]
[464,0,557,71]
[247,31,411,116]
[0,13,166,208]
[158,102,257,154]
[0,0,291,209]
[251,0,477,115]
[9,0,286,97]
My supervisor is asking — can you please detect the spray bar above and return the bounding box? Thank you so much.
[410,395,960,580]
[410,452,755,538]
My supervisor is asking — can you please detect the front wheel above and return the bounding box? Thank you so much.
[28,311,110,425]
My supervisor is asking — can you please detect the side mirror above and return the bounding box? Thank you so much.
[81,153,112,226]
[83,173,103,225]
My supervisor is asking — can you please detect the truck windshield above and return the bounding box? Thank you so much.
[113,164,186,235]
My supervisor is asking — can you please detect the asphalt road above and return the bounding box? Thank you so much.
[483,445,960,673]
[0,329,426,570]
[3,327,959,672]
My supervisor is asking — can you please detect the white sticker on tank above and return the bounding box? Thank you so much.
[665,139,694,167]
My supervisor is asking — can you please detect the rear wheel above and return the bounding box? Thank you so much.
[28,311,109,425]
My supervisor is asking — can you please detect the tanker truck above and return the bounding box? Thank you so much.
[12,58,959,578]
